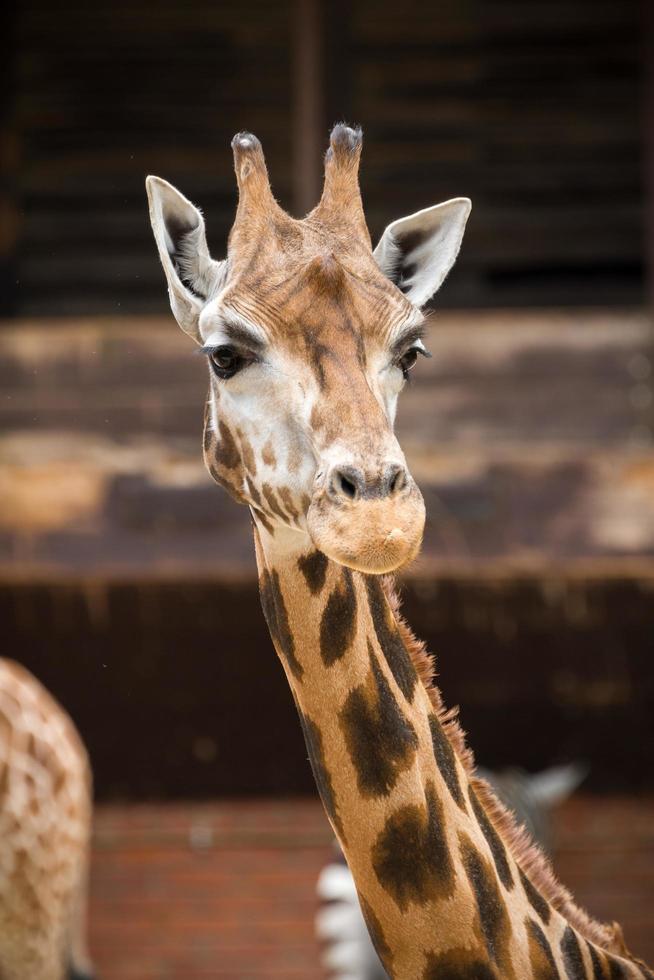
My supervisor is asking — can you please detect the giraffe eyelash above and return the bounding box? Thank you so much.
[390,321,427,355]
[197,343,260,363]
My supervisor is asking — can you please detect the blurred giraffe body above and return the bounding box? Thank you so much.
[0,659,94,980]
[316,764,587,979]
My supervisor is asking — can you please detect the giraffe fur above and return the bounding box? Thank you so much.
[0,659,93,980]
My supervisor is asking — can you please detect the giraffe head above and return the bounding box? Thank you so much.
[147,125,470,573]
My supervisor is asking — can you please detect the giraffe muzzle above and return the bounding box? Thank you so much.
[307,462,426,573]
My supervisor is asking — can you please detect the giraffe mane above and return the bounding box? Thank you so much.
[380,575,633,958]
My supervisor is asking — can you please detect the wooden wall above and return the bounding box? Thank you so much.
[4,0,294,315]
[3,572,653,798]
[347,0,644,306]
[2,0,644,315]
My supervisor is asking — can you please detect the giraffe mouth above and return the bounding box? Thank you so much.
[306,489,426,574]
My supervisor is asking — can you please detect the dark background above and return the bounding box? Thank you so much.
[1,0,645,316]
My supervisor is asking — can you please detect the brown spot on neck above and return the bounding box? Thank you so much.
[359,897,393,973]
[296,710,345,841]
[560,926,587,980]
[297,550,328,594]
[527,918,560,980]
[258,568,303,680]
[429,713,465,810]
[468,783,514,891]
[371,781,454,911]
[587,941,609,979]
[319,567,357,665]
[422,949,496,980]
[520,868,551,925]
[339,643,418,798]
[365,576,417,701]
[459,831,514,976]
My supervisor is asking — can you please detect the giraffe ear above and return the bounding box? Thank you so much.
[373,198,471,307]
[146,176,228,341]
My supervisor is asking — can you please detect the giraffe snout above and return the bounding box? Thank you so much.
[307,459,425,573]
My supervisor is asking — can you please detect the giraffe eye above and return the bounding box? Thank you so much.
[206,345,247,380]
[399,348,418,378]
[397,345,429,380]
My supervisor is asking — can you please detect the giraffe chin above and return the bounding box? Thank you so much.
[306,495,426,574]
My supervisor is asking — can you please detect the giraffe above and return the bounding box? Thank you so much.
[0,659,94,980]
[146,124,653,979]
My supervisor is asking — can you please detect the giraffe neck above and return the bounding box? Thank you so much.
[253,522,648,979]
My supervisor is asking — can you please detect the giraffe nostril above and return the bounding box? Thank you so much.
[329,466,365,501]
[388,465,407,496]
[339,475,358,499]
[334,471,359,500]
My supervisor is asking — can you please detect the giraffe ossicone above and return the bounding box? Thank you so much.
[147,126,652,979]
